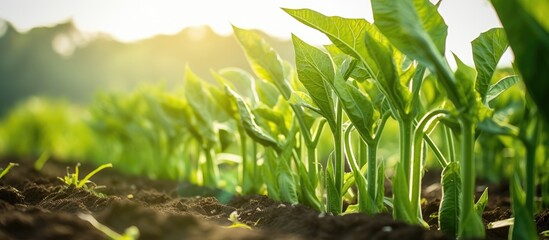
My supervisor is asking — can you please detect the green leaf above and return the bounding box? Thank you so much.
[278,170,299,205]
[255,79,280,108]
[486,75,520,103]
[438,162,461,237]
[284,8,410,115]
[184,66,213,124]
[491,0,549,121]
[453,54,477,104]
[292,35,337,130]
[283,8,375,67]
[183,66,217,146]
[510,174,538,240]
[233,26,293,100]
[213,68,258,106]
[332,77,378,141]
[472,28,509,104]
[474,187,489,218]
[363,30,411,115]
[477,118,519,136]
[371,0,447,57]
[371,0,465,109]
[225,87,280,151]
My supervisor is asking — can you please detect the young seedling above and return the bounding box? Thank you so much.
[0,162,18,179]
[225,211,252,230]
[78,213,140,240]
[58,163,112,190]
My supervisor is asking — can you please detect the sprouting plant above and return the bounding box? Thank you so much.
[0,162,18,179]
[225,211,252,230]
[78,213,140,240]
[58,163,112,190]
[34,151,50,171]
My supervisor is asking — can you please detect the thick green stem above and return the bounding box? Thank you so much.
[461,119,475,221]
[398,118,413,189]
[239,129,251,194]
[327,101,344,214]
[411,110,451,217]
[202,148,218,188]
[367,142,377,206]
[525,143,536,216]
[307,146,318,187]
[459,117,484,238]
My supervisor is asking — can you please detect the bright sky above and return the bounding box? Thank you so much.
[0,0,511,65]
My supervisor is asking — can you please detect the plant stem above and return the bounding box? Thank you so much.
[202,148,218,188]
[461,118,474,221]
[398,117,413,190]
[239,129,250,194]
[366,141,377,207]
[328,100,344,214]
[525,142,536,216]
[459,117,484,238]
[307,145,318,187]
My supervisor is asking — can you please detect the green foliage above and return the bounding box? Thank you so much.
[0,1,546,239]
[491,0,549,121]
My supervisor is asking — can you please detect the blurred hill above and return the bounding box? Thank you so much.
[0,20,294,115]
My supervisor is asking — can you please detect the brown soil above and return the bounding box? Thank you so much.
[0,158,546,240]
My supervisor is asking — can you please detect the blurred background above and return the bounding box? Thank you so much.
[0,0,507,115]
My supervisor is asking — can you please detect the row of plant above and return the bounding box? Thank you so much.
[1,0,547,239]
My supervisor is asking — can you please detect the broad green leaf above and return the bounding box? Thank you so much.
[363,30,410,115]
[225,87,280,151]
[255,79,280,108]
[292,35,337,130]
[491,0,549,121]
[214,68,258,106]
[332,77,378,141]
[233,26,293,100]
[453,54,479,111]
[253,106,288,135]
[183,66,213,124]
[371,0,464,109]
[283,8,375,68]
[438,162,461,237]
[371,0,447,58]
[472,28,509,103]
[284,8,410,115]
[278,170,299,205]
[183,66,217,146]
[510,174,538,240]
[477,118,519,136]
[325,45,370,82]
[474,187,489,218]
[486,75,520,103]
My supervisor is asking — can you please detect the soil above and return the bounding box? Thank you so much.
[0,157,547,240]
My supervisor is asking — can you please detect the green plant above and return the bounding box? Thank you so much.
[78,213,139,240]
[58,163,113,190]
[0,162,18,179]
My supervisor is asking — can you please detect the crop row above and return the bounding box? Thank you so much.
[0,0,547,239]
